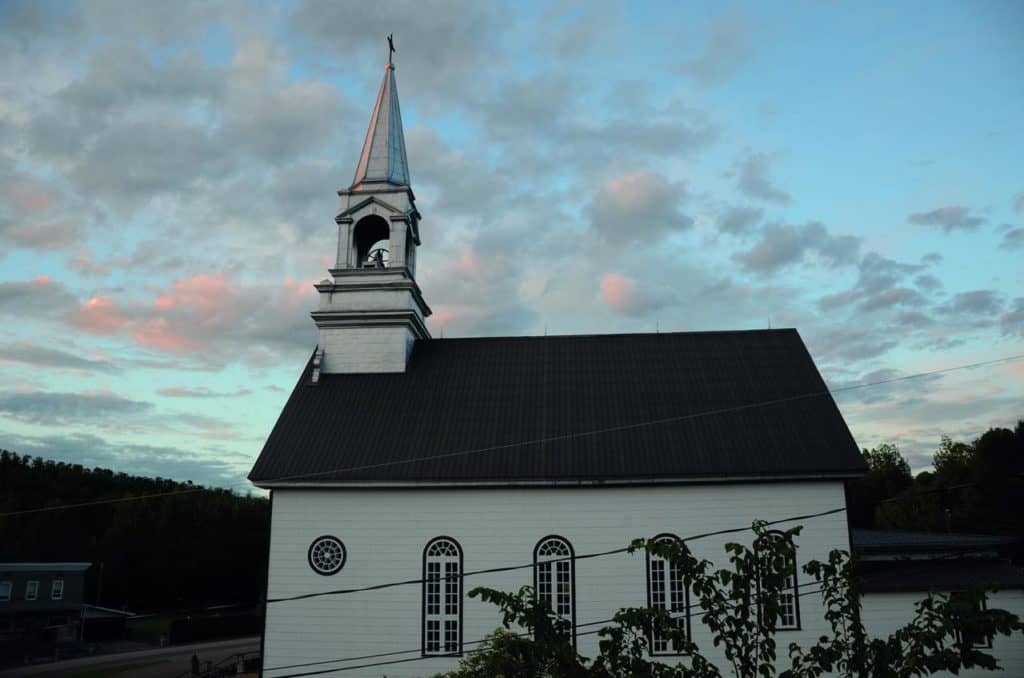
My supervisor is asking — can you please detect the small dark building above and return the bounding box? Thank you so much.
[0,562,90,660]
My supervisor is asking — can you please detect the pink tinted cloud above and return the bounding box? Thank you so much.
[69,296,131,334]
[18,191,51,211]
[452,251,481,273]
[154,274,231,311]
[599,273,672,317]
[600,273,637,311]
[135,318,199,353]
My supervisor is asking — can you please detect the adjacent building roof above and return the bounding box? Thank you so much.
[0,562,91,573]
[852,529,1024,592]
[249,329,866,487]
[852,529,1017,555]
[350,63,409,189]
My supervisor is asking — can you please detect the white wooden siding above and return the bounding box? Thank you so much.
[263,482,852,677]
[859,590,1024,676]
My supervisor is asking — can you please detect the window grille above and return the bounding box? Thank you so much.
[307,536,347,576]
[647,534,689,654]
[762,531,800,630]
[534,536,576,644]
[423,537,462,656]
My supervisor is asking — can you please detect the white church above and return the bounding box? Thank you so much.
[249,54,1024,677]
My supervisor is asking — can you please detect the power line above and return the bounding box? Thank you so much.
[4,352,1019,519]
[266,506,848,604]
[264,548,984,677]
[254,352,1024,486]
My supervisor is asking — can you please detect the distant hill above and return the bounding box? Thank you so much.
[0,450,268,611]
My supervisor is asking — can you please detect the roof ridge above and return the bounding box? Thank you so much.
[422,328,799,343]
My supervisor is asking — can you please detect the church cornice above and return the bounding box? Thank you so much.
[310,308,431,340]
[253,472,864,490]
[317,270,432,318]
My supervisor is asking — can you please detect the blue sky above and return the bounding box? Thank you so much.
[0,0,1021,491]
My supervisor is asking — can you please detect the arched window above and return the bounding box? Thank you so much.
[762,531,800,630]
[533,535,575,644]
[422,537,462,656]
[646,533,689,654]
[352,215,390,268]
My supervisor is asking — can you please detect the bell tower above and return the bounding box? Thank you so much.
[311,49,431,376]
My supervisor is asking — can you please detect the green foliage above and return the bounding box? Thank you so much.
[442,586,589,677]
[0,450,269,611]
[442,523,1023,678]
[847,443,913,528]
[846,421,1024,542]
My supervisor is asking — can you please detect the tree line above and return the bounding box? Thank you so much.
[845,419,1024,560]
[0,451,268,612]
[0,419,1019,613]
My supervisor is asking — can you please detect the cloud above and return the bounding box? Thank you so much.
[288,0,502,106]
[0,390,152,425]
[999,227,1024,251]
[732,221,861,274]
[599,273,673,317]
[936,290,1003,317]
[717,205,763,235]
[1015,193,1024,213]
[68,254,111,276]
[0,276,77,317]
[806,325,900,364]
[0,430,248,489]
[157,386,252,398]
[732,152,791,204]
[1000,298,1024,337]
[907,206,985,232]
[677,13,753,86]
[817,253,927,312]
[0,170,82,250]
[585,171,693,244]
[0,344,118,373]
[68,296,132,335]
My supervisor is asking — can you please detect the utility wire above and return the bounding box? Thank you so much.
[2,351,1020,518]
[265,548,984,677]
[266,506,848,604]
[253,352,1024,486]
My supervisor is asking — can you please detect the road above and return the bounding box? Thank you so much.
[0,636,259,677]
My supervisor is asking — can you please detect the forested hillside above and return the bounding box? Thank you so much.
[1,420,1019,612]
[0,451,268,612]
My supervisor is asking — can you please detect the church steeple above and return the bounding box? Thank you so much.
[310,43,430,377]
[350,61,410,189]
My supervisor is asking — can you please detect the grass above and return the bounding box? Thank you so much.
[62,658,171,677]
[126,615,172,645]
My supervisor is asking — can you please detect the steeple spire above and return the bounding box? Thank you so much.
[350,55,409,189]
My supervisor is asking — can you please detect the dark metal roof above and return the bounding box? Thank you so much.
[248,329,866,486]
[860,559,1024,593]
[852,529,1018,555]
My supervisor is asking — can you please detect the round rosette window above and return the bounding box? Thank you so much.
[307,535,347,575]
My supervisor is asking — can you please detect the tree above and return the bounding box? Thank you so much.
[847,444,912,528]
[442,522,1022,678]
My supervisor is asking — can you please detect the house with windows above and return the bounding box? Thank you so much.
[0,562,89,661]
[249,55,1023,677]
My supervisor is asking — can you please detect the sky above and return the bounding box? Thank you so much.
[0,0,1021,492]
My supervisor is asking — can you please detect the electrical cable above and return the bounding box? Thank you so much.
[265,506,848,604]
[2,351,1020,518]
[264,548,985,676]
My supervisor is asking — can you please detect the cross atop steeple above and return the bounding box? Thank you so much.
[350,40,409,190]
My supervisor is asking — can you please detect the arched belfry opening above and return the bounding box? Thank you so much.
[353,215,390,268]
